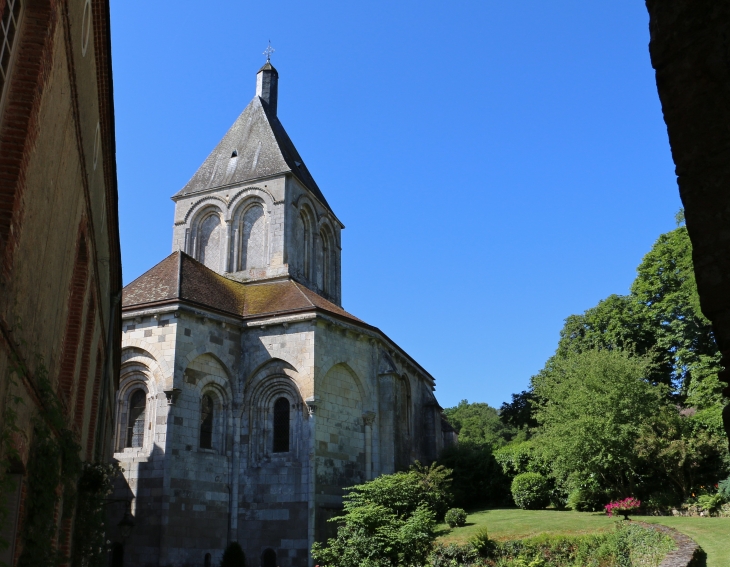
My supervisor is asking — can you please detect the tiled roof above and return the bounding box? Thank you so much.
[172,96,332,214]
[122,252,363,324]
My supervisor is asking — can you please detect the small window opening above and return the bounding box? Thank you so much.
[262,548,276,567]
[273,397,290,453]
[204,553,211,567]
[111,543,124,567]
[126,390,146,448]
[200,394,214,449]
[231,149,238,158]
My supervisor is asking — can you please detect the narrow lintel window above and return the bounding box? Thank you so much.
[126,390,146,448]
[273,397,289,453]
[200,394,214,449]
[0,0,22,101]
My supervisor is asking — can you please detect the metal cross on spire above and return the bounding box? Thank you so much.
[263,41,275,63]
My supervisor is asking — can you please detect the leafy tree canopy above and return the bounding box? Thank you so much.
[551,225,721,402]
[531,349,663,498]
[443,400,519,447]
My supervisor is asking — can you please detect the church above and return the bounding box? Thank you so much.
[111,60,451,567]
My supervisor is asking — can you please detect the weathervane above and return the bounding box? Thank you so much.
[263,40,275,63]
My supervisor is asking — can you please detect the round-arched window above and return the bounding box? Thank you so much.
[200,394,214,449]
[273,397,290,453]
[126,390,146,448]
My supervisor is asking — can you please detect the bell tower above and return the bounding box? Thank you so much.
[169,62,343,306]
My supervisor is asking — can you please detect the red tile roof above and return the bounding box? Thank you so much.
[122,252,363,324]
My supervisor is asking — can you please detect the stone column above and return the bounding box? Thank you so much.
[229,406,241,543]
[305,396,318,567]
[158,388,180,566]
[362,412,376,480]
[377,374,397,475]
[223,219,233,272]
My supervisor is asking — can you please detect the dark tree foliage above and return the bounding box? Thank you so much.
[437,442,511,509]
[220,542,246,567]
[499,391,538,430]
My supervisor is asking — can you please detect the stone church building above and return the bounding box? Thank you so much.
[112,62,450,567]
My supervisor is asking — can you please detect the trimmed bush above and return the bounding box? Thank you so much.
[220,542,246,567]
[445,507,467,528]
[511,472,550,510]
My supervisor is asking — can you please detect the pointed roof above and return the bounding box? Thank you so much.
[173,96,331,211]
[122,251,361,323]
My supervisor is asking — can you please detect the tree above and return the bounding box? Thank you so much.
[443,400,518,447]
[531,349,663,500]
[635,406,729,501]
[551,225,722,403]
[499,390,538,431]
[630,225,721,400]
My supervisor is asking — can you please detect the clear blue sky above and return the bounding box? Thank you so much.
[110,0,680,410]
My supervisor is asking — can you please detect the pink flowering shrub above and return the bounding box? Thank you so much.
[605,497,641,518]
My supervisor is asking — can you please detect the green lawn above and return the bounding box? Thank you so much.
[437,508,730,567]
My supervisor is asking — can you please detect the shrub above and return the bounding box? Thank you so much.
[220,542,246,567]
[718,476,730,501]
[511,473,550,510]
[444,507,467,528]
[428,543,480,567]
[697,493,725,516]
[469,527,493,557]
[311,463,449,567]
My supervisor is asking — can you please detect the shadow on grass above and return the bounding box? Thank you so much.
[434,527,452,538]
[692,547,707,567]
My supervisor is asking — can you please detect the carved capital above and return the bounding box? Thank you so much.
[305,396,319,416]
[362,411,376,427]
[164,388,182,405]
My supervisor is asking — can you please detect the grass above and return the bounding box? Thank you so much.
[437,508,730,567]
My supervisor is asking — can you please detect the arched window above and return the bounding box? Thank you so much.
[200,394,214,449]
[198,213,222,271]
[262,548,277,567]
[319,230,332,295]
[273,397,290,453]
[240,204,266,270]
[126,390,146,448]
[298,209,312,280]
[203,553,211,567]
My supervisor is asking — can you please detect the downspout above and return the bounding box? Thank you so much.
[94,289,123,461]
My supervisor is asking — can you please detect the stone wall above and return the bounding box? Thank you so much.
[114,304,442,566]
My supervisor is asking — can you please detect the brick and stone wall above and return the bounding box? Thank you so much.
[0,0,121,564]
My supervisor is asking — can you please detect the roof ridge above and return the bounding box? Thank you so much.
[177,250,183,297]
[291,281,316,309]
[123,251,178,290]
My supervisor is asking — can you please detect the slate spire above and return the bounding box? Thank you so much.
[256,61,278,116]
